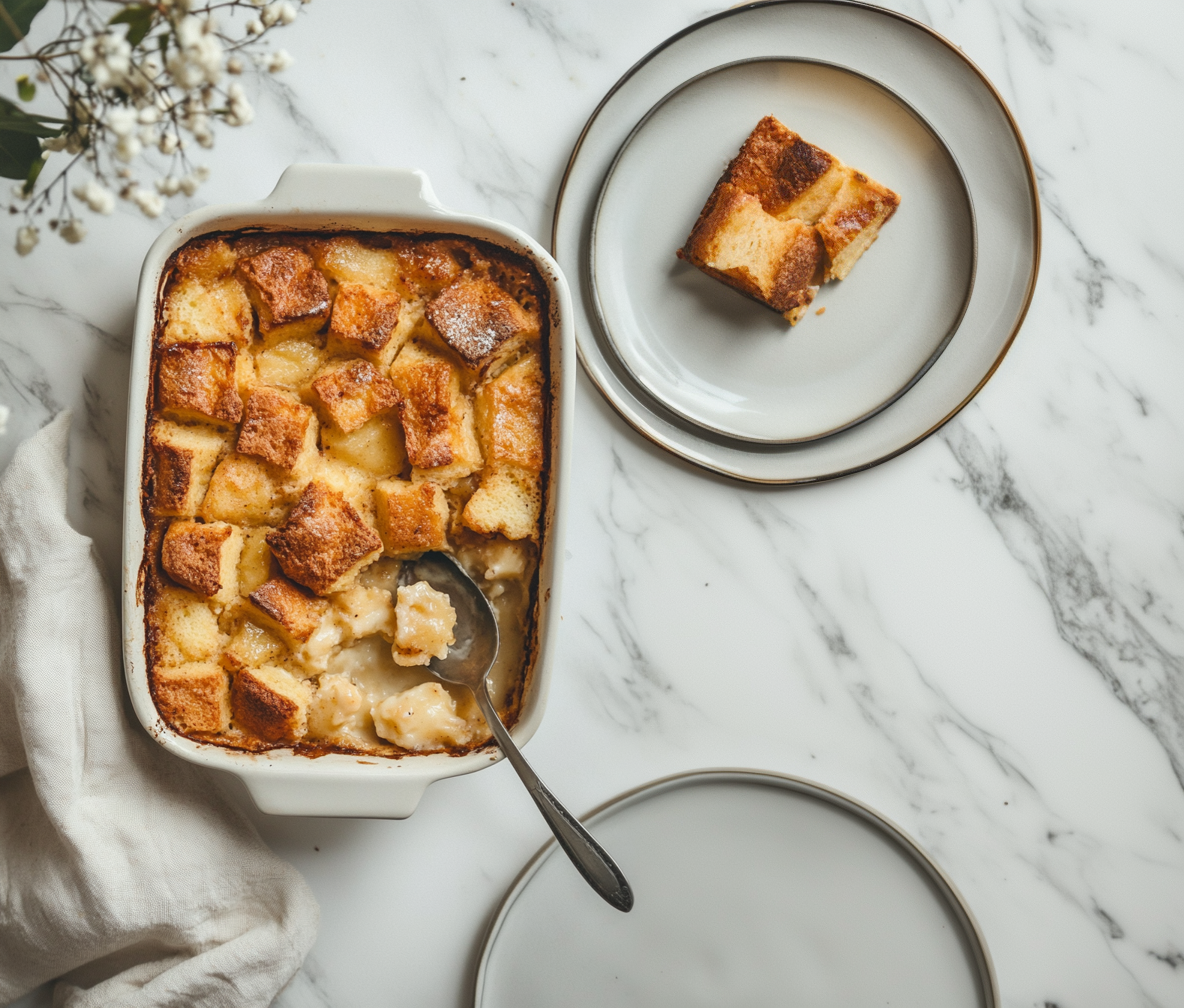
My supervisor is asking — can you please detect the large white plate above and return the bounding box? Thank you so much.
[554,0,1039,482]
[475,769,996,1007]
[593,57,976,443]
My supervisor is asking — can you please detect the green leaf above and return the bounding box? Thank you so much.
[108,4,155,48]
[16,74,34,101]
[0,128,40,179]
[0,96,62,137]
[0,0,49,54]
[21,146,42,193]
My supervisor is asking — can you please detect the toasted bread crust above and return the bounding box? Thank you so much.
[681,183,821,317]
[154,662,230,733]
[266,480,382,595]
[373,479,451,555]
[425,272,538,372]
[389,340,456,468]
[230,665,309,742]
[312,358,400,434]
[236,385,316,470]
[248,574,329,642]
[719,115,836,219]
[237,246,331,333]
[148,421,226,517]
[329,282,402,354]
[156,341,244,425]
[161,519,237,598]
[476,352,544,471]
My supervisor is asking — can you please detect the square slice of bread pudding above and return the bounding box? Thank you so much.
[679,115,899,324]
[143,230,549,758]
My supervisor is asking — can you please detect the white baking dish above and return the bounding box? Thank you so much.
[121,164,573,819]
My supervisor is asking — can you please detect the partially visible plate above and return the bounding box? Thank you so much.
[593,57,976,443]
[475,769,997,1007]
[554,0,1039,483]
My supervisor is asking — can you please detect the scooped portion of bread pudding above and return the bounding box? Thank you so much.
[678,115,900,324]
[142,231,548,757]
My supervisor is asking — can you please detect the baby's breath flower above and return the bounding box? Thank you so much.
[278,2,298,23]
[192,165,210,182]
[167,16,225,89]
[16,226,39,256]
[178,173,199,196]
[106,106,138,137]
[115,134,143,163]
[80,33,132,89]
[156,175,181,196]
[41,134,69,153]
[137,106,161,125]
[132,188,165,218]
[226,55,244,74]
[158,132,180,155]
[72,179,115,214]
[266,49,294,72]
[246,18,264,35]
[225,83,254,126]
[60,218,87,243]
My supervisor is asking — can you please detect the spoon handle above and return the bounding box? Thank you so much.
[472,686,634,913]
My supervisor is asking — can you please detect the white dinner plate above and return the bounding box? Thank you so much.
[474,769,997,1007]
[554,0,1039,482]
[593,57,975,443]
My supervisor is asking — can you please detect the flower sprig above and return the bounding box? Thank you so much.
[1,0,308,254]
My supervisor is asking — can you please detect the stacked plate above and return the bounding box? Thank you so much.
[553,0,1039,483]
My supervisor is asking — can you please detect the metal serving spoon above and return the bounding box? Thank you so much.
[400,552,634,913]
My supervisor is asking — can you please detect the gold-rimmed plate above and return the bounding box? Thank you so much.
[554,0,1039,483]
[592,56,977,444]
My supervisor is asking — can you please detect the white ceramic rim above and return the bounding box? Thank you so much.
[553,0,1041,484]
[121,164,575,819]
[472,767,999,1007]
[590,54,979,445]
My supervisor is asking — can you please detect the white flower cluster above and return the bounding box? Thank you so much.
[11,0,309,255]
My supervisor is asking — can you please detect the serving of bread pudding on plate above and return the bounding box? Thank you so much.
[679,115,900,324]
[141,230,548,757]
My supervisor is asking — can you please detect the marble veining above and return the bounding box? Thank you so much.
[3,1,1183,1006]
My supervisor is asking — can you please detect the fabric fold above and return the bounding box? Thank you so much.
[0,412,318,1008]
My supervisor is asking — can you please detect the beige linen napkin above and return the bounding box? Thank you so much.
[0,413,318,1007]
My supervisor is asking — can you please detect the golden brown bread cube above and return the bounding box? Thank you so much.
[152,587,225,666]
[247,573,330,643]
[162,239,254,349]
[681,183,821,324]
[236,246,331,343]
[392,237,468,294]
[425,271,539,374]
[156,341,248,427]
[161,519,244,603]
[373,479,451,556]
[475,352,544,472]
[236,386,318,471]
[221,620,288,672]
[389,340,482,483]
[462,464,541,542]
[327,282,404,368]
[148,420,228,517]
[722,116,849,224]
[200,452,292,527]
[321,414,406,478]
[266,480,383,595]
[311,358,400,434]
[154,662,231,733]
[816,168,901,281]
[231,665,311,743]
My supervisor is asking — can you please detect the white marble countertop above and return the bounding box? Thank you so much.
[3,1,1183,1005]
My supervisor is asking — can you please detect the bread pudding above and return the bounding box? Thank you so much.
[679,115,900,324]
[140,231,549,757]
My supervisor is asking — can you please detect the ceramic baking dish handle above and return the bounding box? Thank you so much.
[239,768,432,819]
[261,163,451,219]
